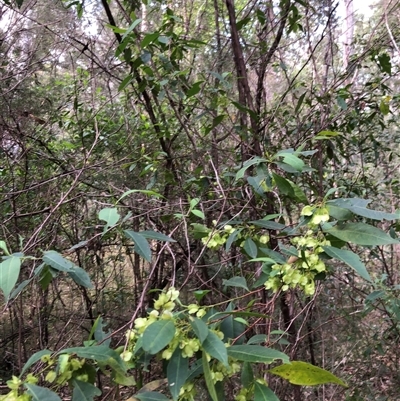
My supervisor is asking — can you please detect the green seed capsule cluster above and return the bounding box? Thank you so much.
[264,231,330,296]
[201,222,269,250]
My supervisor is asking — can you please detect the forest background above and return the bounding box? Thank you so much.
[0,0,400,400]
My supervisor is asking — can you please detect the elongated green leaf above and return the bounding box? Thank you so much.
[250,220,285,230]
[287,179,308,203]
[9,278,33,300]
[135,392,169,401]
[248,176,266,197]
[98,207,120,228]
[254,382,280,401]
[121,18,142,40]
[186,81,203,98]
[248,257,276,264]
[190,318,209,344]
[21,350,52,377]
[68,266,93,288]
[202,352,218,401]
[142,320,176,354]
[220,314,246,344]
[60,345,121,363]
[322,246,371,282]
[117,189,164,203]
[247,334,267,345]
[236,16,251,30]
[225,229,240,251]
[269,361,347,387]
[227,345,289,364]
[191,209,205,219]
[324,223,399,246]
[241,362,253,387]
[140,231,176,242]
[167,348,188,400]
[222,276,249,291]
[43,251,73,272]
[0,255,21,299]
[328,198,398,221]
[202,331,228,366]
[71,379,102,401]
[272,173,294,197]
[141,32,159,47]
[108,357,136,385]
[124,230,152,262]
[244,238,257,258]
[281,154,304,172]
[326,205,353,221]
[0,240,10,255]
[235,157,267,180]
[25,384,62,401]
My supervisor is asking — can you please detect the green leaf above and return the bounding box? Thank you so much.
[236,16,251,30]
[220,312,246,345]
[124,230,152,262]
[186,81,203,98]
[313,130,341,140]
[328,198,398,221]
[202,330,228,366]
[235,157,267,180]
[0,255,21,299]
[25,384,62,401]
[98,207,120,228]
[250,219,285,230]
[141,32,159,47]
[9,278,33,300]
[287,179,308,203]
[324,223,399,246]
[377,53,391,74]
[326,205,353,221]
[60,345,122,363]
[222,276,249,291]
[190,318,209,343]
[211,115,225,130]
[272,173,294,197]
[117,189,164,203]
[167,348,188,400]
[193,289,211,302]
[68,266,93,288]
[244,238,258,258]
[141,51,152,64]
[241,362,253,388]
[108,357,136,385]
[142,320,176,354]
[248,176,266,197]
[158,35,170,44]
[0,240,10,255]
[20,350,52,377]
[71,379,102,401]
[254,382,280,401]
[118,75,133,91]
[281,154,304,172]
[227,345,289,364]
[337,96,347,110]
[247,334,267,345]
[43,250,74,272]
[295,92,306,113]
[322,246,371,282]
[139,231,176,242]
[191,209,205,219]
[135,392,169,401]
[202,352,218,401]
[269,361,348,387]
[225,229,240,251]
[121,18,142,41]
